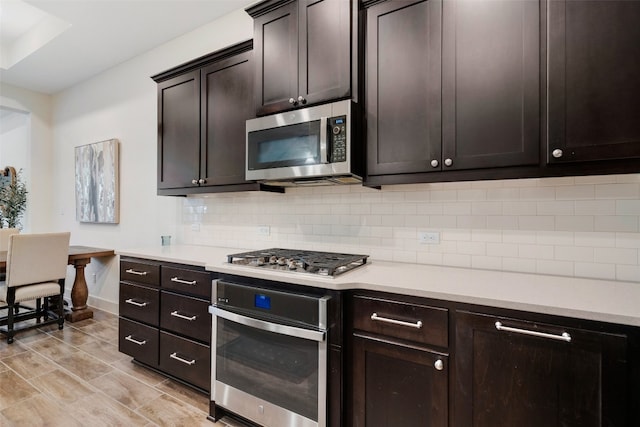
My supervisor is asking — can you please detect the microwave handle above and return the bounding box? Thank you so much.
[320,116,329,163]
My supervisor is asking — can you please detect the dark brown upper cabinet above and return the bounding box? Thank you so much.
[153,41,269,196]
[247,0,355,116]
[365,0,540,182]
[547,0,640,164]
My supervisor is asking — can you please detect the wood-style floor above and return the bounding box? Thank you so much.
[0,308,221,426]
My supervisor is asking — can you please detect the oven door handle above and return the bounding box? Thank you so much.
[209,306,326,342]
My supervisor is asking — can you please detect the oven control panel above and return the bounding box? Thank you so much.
[329,115,347,163]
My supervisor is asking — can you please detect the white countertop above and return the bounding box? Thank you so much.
[117,245,640,327]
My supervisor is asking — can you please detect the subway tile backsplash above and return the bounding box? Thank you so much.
[180,174,640,282]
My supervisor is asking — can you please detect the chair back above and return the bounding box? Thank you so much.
[6,232,71,288]
[0,228,19,252]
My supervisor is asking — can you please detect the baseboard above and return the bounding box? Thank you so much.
[87,295,118,315]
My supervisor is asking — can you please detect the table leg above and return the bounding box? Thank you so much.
[65,258,93,322]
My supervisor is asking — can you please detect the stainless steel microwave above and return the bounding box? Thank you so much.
[246,100,362,186]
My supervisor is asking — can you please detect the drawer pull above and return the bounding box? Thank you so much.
[124,335,147,346]
[170,277,197,285]
[495,321,572,343]
[371,313,423,329]
[125,269,148,276]
[170,352,196,365]
[170,311,197,321]
[125,298,148,307]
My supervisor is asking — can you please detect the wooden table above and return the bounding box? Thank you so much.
[0,245,115,322]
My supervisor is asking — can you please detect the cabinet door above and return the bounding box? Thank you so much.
[157,71,200,189]
[366,0,442,176]
[299,0,351,106]
[201,50,255,186]
[442,0,539,170]
[254,1,299,115]
[547,0,640,163]
[352,334,448,427]
[453,311,628,427]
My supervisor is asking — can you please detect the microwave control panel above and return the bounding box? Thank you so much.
[329,116,347,163]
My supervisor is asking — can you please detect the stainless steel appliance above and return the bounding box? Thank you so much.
[246,100,363,186]
[209,279,330,427]
[227,248,369,277]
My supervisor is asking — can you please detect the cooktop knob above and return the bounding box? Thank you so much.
[269,256,277,264]
[277,257,287,266]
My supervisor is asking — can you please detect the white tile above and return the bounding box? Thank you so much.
[554,245,594,262]
[430,215,458,228]
[442,229,472,241]
[555,185,595,200]
[393,251,417,263]
[486,187,520,200]
[443,202,471,215]
[416,251,444,265]
[471,255,502,270]
[537,201,574,215]
[518,216,555,231]
[555,216,594,232]
[536,231,574,245]
[350,204,372,215]
[371,204,394,215]
[539,176,575,187]
[457,241,486,255]
[616,232,640,248]
[536,260,574,276]
[430,190,458,202]
[574,231,616,247]
[574,175,619,184]
[457,189,487,201]
[502,230,537,244]
[575,200,616,215]
[393,203,417,215]
[503,201,537,215]
[595,183,640,199]
[442,253,472,268]
[502,257,537,273]
[574,262,616,280]
[471,230,502,242]
[459,215,489,229]
[472,201,503,215]
[616,265,640,282]
[486,242,519,257]
[615,174,640,184]
[417,202,444,215]
[519,244,555,260]
[594,247,638,265]
[404,215,430,228]
[616,200,640,215]
[594,216,638,232]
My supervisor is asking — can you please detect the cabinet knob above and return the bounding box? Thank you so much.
[552,149,563,158]
[198,178,206,185]
[430,159,439,168]
[289,98,296,105]
[191,179,198,185]
[444,158,453,167]
[297,96,306,104]
[434,359,444,371]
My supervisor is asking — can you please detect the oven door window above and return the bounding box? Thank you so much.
[216,317,320,422]
[247,120,321,170]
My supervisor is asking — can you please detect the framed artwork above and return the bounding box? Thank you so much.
[75,139,119,223]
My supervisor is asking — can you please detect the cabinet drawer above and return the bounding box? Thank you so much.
[118,317,159,367]
[119,282,160,326]
[352,295,448,348]
[160,291,211,343]
[159,331,210,391]
[161,266,211,300]
[120,260,160,286]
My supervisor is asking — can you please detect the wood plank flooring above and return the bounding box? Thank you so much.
[0,308,221,426]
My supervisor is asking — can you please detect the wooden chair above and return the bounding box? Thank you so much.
[0,232,70,343]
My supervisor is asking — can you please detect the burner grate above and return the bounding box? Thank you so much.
[227,248,369,277]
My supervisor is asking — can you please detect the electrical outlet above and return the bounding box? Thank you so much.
[418,231,440,245]
[92,273,97,284]
[258,225,271,236]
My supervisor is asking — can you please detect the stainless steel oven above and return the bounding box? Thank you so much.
[209,279,330,427]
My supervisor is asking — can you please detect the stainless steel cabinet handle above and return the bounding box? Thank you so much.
[124,335,146,346]
[191,179,198,185]
[170,352,196,365]
[170,311,197,321]
[297,95,306,103]
[289,97,296,105]
[198,178,206,184]
[431,159,439,168]
[125,298,148,307]
[552,149,563,158]
[170,277,197,285]
[495,321,571,342]
[434,359,444,371]
[371,313,423,329]
[125,269,148,276]
[444,158,453,167]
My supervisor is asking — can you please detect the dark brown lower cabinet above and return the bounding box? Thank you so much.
[453,310,629,427]
[352,334,448,427]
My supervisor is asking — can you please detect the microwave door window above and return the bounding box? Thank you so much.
[248,120,321,170]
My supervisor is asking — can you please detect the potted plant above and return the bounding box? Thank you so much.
[0,169,28,229]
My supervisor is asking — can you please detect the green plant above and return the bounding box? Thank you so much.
[0,170,28,229]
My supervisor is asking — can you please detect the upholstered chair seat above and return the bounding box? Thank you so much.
[0,232,71,343]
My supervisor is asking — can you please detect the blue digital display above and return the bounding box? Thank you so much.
[255,294,271,310]
[335,118,344,124]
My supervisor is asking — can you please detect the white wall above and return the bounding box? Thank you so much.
[5,6,638,314]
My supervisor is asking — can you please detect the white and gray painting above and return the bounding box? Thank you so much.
[75,139,119,223]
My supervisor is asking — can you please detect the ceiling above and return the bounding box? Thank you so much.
[0,0,255,94]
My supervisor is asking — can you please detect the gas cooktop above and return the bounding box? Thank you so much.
[227,248,369,277]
